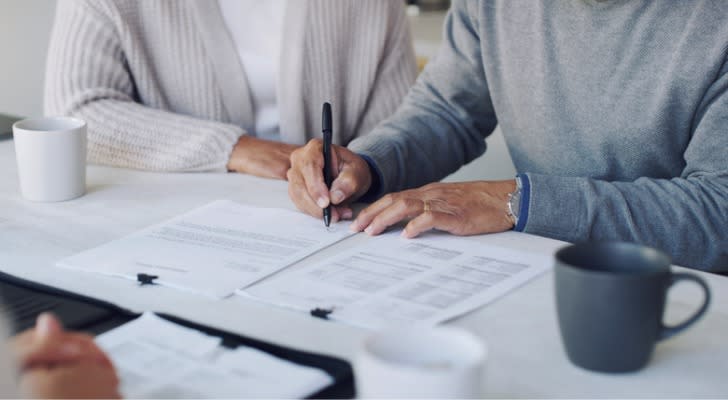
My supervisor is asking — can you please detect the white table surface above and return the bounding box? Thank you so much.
[1,140,726,397]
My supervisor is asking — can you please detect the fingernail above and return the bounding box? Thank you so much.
[364,226,374,235]
[317,197,328,208]
[400,229,408,238]
[331,190,344,204]
[342,209,353,219]
[349,222,360,232]
[36,314,56,339]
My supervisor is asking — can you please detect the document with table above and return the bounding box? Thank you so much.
[241,231,549,329]
[96,313,332,398]
[58,200,550,328]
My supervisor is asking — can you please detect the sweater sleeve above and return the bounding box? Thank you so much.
[44,0,243,172]
[522,63,728,271]
[348,1,497,194]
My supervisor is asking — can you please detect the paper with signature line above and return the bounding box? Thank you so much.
[57,200,353,298]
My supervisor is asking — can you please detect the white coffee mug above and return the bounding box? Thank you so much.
[354,325,487,398]
[13,116,87,202]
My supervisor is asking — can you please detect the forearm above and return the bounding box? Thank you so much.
[349,0,496,195]
[522,173,728,271]
[67,98,243,172]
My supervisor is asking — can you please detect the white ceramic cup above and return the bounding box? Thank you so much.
[13,116,87,202]
[354,325,487,398]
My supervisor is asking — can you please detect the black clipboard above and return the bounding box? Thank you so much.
[0,270,354,398]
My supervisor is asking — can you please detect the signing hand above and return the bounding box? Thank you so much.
[350,180,517,238]
[227,136,300,180]
[287,139,372,223]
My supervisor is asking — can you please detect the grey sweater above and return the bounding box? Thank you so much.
[350,0,728,271]
[45,0,416,172]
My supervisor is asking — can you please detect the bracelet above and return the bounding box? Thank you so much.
[506,178,522,229]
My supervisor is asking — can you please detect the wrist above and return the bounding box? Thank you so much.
[510,174,531,232]
[357,154,383,203]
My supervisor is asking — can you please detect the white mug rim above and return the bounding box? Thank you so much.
[13,116,86,134]
[361,325,487,372]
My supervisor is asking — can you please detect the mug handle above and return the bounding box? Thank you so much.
[659,272,711,341]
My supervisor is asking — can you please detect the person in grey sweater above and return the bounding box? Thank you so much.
[45,0,416,179]
[288,0,728,271]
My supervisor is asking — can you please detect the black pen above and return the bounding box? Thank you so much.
[322,102,333,227]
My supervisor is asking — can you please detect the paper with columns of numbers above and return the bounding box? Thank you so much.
[96,313,332,398]
[240,231,551,329]
[57,200,353,298]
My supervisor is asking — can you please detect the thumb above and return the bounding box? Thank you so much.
[36,313,63,340]
[330,162,366,205]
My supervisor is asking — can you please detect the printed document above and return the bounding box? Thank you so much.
[242,231,550,329]
[96,313,332,398]
[57,200,353,298]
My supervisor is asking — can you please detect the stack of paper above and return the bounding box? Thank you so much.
[95,313,333,398]
[59,200,550,330]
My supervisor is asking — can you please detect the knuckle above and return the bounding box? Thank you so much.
[402,198,421,211]
[336,175,355,193]
[289,149,301,164]
[306,139,323,152]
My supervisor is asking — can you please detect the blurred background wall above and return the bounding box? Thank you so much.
[0,0,515,180]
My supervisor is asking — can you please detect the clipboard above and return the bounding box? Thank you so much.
[0,270,354,398]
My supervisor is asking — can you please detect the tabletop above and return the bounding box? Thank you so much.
[0,140,725,397]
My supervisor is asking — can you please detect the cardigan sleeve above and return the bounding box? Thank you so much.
[44,0,243,172]
[351,1,418,140]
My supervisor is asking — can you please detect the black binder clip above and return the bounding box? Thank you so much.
[310,307,334,320]
[136,273,159,286]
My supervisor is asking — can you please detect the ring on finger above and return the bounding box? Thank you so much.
[423,199,431,213]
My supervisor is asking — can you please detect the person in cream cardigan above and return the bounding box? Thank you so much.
[45,0,417,179]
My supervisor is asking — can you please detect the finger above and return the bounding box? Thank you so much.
[330,206,342,224]
[402,211,439,238]
[289,168,345,225]
[329,166,362,206]
[350,194,397,232]
[297,145,331,209]
[335,205,353,220]
[363,197,423,236]
[35,313,63,340]
[404,211,466,238]
[288,169,323,218]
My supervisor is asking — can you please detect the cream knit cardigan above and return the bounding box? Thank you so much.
[44,0,417,172]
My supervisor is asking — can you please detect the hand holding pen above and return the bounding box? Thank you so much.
[287,103,374,225]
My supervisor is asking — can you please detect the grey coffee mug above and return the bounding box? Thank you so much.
[554,242,711,373]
